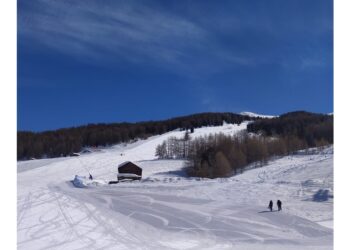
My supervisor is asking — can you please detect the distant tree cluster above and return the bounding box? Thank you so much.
[155,131,191,159]
[18,112,254,160]
[184,131,331,179]
[184,132,285,178]
[247,111,333,147]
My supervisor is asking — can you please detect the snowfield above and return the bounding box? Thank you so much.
[17,123,333,250]
[240,112,276,119]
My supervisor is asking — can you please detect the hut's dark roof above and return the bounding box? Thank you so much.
[118,161,133,168]
[118,161,142,176]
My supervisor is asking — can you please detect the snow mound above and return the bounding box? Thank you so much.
[117,173,141,178]
[72,175,107,188]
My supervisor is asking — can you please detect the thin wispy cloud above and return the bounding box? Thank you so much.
[19,1,205,69]
[300,57,327,70]
[19,0,277,76]
[19,0,332,78]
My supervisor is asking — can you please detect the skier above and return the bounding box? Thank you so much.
[268,200,273,212]
[277,200,282,211]
[89,173,93,180]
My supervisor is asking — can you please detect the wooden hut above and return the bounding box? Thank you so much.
[118,161,142,181]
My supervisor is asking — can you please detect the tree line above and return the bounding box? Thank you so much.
[155,131,192,159]
[184,132,321,178]
[18,112,254,160]
[247,111,333,147]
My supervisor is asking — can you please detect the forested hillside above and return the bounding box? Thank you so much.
[247,111,333,147]
[182,111,333,178]
[17,112,253,160]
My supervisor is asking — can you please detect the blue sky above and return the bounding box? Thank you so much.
[18,0,333,131]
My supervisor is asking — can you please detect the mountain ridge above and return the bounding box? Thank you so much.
[17,111,332,160]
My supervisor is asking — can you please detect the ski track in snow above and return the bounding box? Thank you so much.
[17,123,333,250]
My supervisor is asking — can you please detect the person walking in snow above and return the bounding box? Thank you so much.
[277,200,282,211]
[89,173,93,180]
[268,200,273,212]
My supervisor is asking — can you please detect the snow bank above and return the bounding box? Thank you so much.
[117,173,141,178]
[72,175,107,188]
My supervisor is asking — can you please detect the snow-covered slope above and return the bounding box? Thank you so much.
[17,123,333,250]
[240,111,276,119]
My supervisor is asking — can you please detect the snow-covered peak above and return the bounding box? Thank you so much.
[240,111,276,119]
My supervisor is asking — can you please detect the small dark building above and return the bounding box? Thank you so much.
[118,161,142,181]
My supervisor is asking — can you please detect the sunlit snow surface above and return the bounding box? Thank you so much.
[240,111,276,119]
[18,122,333,250]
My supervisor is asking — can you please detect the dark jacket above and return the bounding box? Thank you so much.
[268,200,273,210]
